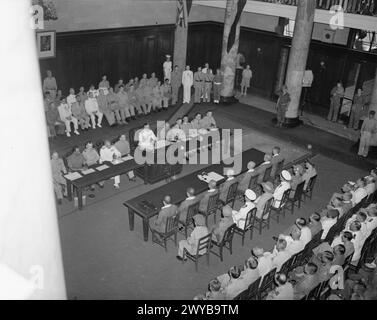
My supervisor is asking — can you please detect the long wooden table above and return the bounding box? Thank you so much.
[123,148,265,241]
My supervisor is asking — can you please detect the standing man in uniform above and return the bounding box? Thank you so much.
[358,111,377,158]
[193,67,204,104]
[43,70,58,99]
[161,79,172,110]
[98,75,110,95]
[348,88,365,130]
[241,65,252,96]
[327,81,345,122]
[203,69,214,103]
[213,69,222,104]
[171,65,182,105]
[163,54,172,82]
[276,85,290,127]
[182,65,193,104]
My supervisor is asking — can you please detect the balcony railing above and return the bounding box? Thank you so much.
[255,0,377,16]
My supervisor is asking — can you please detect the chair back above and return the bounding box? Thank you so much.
[275,160,285,178]
[324,222,340,244]
[306,282,322,300]
[276,188,290,209]
[306,175,317,192]
[244,208,256,231]
[220,224,236,245]
[292,181,305,201]
[261,197,274,219]
[196,233,212,256]
[280,254,296,275]
[226,181,239,204]
[207,192,220,213]
[247,277,262,300]
[342,253,354,269]
[292,250,307,268]
[304,229,323,253]
[263,166,272,182]
[248,174,259,190]
[186,201,200,224]
[165,215,179,234]
[259,268,276,292]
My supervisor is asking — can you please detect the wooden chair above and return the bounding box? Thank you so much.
[319,279,331,300]
[306,282,322,300]
[279,254,296,275]
[270,188,291,223]
[323,222,341,244]
[234,277,261,300]
[303,175,317,201]
[252,198,274,235]
[291,250,307,269]
[258,268,277,300]
[285,181,305,215]
[236,174,259,200]
[342,253,354,277]
[234,208,256,246]
[151,215,179,252]
[210,224,236,261]
[179,201,200,238]
[220,181,239,208]
[200,192,220,225]
[183,232,212,272]
[263,166,273,182]
[302,229,324,261]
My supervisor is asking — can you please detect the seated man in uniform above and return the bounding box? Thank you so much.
[191,113,202,130]
[99,140,122,189]
[210,205,234,243]
[177,214,209,261]
[97,88,115,126]
[71,100,91,131]
[166,123,186,142]
[106,87,123,125]
[302,160,317,190]
[199,180,218,213]
[67,146,86,171]
[177,187,198,224]
[200,111,217,129]
[114,134,136,182]
[219,169,238,203]
[138,123,157,151]
[57,97,80,137]
[161,79,172,109]
[273,170,292,208]
[232,189,256,229]
[50,151,67,205]
[181,115,193,137]
[270,238,291,271]
[254,181,274,220]
[237,161,259,195]
[85,91,103,129]
[149,195,178,233]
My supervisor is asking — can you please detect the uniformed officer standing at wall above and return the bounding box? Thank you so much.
[171,65,182,105]
[194,67,204,104]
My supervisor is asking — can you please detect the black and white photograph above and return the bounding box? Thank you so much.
[2,0,377,305]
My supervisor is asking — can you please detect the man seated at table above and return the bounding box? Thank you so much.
[272,170,292,208]
[177,187,198,224]
[100,140,122,189]
[200,111,217,130]
[138,123,157,151]
[149,195,178,233]
[51,151,68,205]
[114,134,136,182]
[254,181,274,220]
[177,214,209,261]
[232,189,256,229]
[237,161,259,195]
[219,169,237,204]
[210,205,234,243]
[166,123,186,142]
[67,146,86,171]
[256,153,272,184]
[199,180,218,213]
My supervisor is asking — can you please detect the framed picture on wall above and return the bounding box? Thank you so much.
[36,30,56,59]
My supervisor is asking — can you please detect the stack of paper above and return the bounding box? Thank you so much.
[122,155,134,161]
[64,172,82,181]
[81,168,95,175]
[206,171,224,182]
[96,164,109,171]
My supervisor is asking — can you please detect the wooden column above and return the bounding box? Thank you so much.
[284,0,315,127]
[220,0,246,103]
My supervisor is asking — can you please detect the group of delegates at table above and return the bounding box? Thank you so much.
[44,72,173,138]
[50,134,136,204]
[192,166,377,300]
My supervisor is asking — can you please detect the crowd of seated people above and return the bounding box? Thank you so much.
[50,134,136,204]
[44,72,174,138]
[193,162,377,300]
[256,0,377,15]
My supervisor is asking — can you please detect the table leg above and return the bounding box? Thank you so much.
[144,165,148,184]
[77,188,83,210]
[142,218,149,242]
[128,208,135,231]
[67,180,72,201]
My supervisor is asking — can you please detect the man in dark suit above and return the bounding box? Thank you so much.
[219,169,238,203]
[270,146,284,180]
[255,154,272,184]
[199,180,218,212]
[149,195,178,233]
[178,187,198,223]
[238,161,259,194]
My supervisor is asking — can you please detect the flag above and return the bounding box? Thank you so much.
[176,0,192,28]
[227,0,246,52]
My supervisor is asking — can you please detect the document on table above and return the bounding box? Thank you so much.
[81,168,95,175]
[96,164,109,171]
[122,155,134,161]
[156,140,171,149]
[64,172,82,181]
[206,172,224,182]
